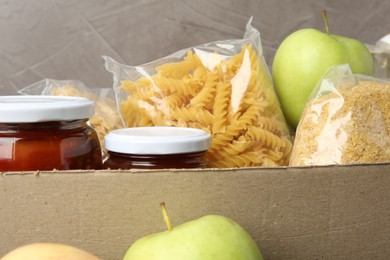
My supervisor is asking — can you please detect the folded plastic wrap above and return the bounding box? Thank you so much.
[18,79,123,152]
[104,20,292,168]
[290,64,390,166]
[367,33,390,79]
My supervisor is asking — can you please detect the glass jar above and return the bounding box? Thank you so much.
[103,127,211,169]
[0,96,102,171]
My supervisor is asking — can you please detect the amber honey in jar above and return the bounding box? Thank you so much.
[103,127,211,169]
[0,96,102,171]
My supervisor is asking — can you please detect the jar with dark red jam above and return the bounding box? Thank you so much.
[103,127,211,170]
[0,96,102,171]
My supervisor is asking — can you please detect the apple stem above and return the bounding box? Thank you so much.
[160,202,173,231]
[322,10,330,34]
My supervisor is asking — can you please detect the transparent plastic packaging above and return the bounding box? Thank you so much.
[290,64,390,166]
[104,19,292,168]
[18,79,123,153]
[367,33,390,79]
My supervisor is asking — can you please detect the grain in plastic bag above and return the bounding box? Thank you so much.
[104,20,292,168]
[18,79,123,151]
[290,64,390,166]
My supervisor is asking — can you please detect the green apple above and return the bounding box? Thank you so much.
[123,203,263,260]
[272,12,374,128]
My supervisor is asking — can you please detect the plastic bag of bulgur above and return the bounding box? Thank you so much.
[290,64,390,166]
[18,79,123,154]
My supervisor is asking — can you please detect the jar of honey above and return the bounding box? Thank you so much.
[103,127,211,169]
[0,96,102,171]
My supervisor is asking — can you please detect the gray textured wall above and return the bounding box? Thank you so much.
[1,0,389,94]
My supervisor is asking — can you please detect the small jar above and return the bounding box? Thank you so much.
[0,96,102,171]
[103,127,211,169]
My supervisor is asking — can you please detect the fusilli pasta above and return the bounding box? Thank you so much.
[118,44,292,168]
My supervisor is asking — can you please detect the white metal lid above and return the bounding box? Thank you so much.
[0,95,94,122]
[104,127,211,154]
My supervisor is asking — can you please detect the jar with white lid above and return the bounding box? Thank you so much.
[0,96,102,171]
[103,127,211,169]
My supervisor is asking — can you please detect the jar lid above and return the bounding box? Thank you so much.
[104,127,211,155]
[0,96,94,123]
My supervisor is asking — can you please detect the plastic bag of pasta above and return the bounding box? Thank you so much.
[104,19,292,168]
[290,64,390,166]
[18,79,123,152]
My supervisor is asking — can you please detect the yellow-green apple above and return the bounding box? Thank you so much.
[123,203,263,260]
[1,243,100,260]
[272,11,374,128]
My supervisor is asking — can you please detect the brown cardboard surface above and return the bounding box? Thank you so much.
[1,163,390,259]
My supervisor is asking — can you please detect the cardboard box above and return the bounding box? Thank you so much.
[1,163,390,259]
